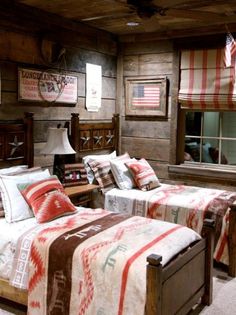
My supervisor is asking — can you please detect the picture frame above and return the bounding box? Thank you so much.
[18,68,78,105]
[125,76,168,118]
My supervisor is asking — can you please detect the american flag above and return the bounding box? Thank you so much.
[132,84,160,109]
[224,32,236,68]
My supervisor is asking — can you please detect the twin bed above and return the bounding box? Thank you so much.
[0,112,225,314]
[70,112,236,278]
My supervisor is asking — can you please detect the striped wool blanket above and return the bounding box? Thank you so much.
[105,184,236,266]
[12,208,201,315]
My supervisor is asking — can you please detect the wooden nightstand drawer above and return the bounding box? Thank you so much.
[69,193,91,206]
[64,184,99,207]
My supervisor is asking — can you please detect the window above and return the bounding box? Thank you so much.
[184,111,236,166]
[169,47,236,180]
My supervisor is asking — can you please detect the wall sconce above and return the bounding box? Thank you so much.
[41,127,75,182]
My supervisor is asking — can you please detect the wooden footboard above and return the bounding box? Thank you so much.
[145,219,214,315]
[229,203,236,277]
[0,278,27,306]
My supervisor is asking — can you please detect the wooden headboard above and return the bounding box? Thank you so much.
[70,113,119,161]
[0,112,34,168]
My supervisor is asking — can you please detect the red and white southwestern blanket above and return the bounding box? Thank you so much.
[11,208,200,315]
[105,184,236,266]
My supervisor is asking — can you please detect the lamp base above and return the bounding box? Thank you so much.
[53,154,65,183]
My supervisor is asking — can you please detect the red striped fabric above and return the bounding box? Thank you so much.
[178,48,236,109]
[224,32,236,68]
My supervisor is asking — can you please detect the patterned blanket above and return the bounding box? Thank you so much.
[105,184,236,265]
[11,208,200,315]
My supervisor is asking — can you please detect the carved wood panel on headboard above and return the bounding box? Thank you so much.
[0,112,34,168]
[70,113,119,161]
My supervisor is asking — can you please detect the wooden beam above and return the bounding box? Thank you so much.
[119,23,236,43]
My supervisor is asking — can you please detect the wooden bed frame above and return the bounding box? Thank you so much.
[0,112,34,169]
[0,112,33,307]
[69,113,236,277]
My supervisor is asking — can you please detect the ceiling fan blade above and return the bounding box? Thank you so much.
[158,0,236,10]
[81,10,133,21]
[165,8,234,22]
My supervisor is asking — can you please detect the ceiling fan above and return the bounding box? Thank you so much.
[82,0,236,23]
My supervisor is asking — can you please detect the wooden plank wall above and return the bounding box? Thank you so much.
[119,40,174,180]
[119,38,236,191]
[0,25,117,169]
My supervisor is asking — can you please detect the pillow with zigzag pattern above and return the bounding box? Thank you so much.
[18,176,76,223]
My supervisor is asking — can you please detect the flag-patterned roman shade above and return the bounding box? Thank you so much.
[178,48,236,109]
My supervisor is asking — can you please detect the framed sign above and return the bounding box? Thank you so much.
[18,68,78,104]
[125,76,168,118]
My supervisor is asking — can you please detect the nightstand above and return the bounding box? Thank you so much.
[64,184,100,207]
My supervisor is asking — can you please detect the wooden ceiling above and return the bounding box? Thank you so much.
[9,0,236,40]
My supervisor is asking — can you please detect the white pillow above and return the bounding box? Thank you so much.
[0,169,50,223]
[0,165,28,175]
[82,151,116,184]
[110,158,136,190]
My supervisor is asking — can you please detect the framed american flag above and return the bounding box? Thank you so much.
[125,76,168,118]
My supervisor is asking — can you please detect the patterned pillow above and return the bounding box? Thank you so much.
[63,163,88,187]
[18,176,76,223]
[110,158,136,190]
[89,153,130,193]
[125,158,160,191]
[83,151,117,184]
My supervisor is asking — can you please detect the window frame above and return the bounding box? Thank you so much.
[170,108,236,182]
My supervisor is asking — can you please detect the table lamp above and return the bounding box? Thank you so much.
[41,127,76,182]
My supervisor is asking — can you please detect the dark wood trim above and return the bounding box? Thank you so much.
[0,112,34,168]
[229,204,236,277]
[169,48,180,165]
[24,112,34,168]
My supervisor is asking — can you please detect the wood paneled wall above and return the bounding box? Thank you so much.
[118,37,236,190]
[118,40,174,180]
[0,23,117,169]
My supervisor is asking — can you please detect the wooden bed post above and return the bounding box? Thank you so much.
[201,218,214,306]
[145,254,162,315]
[70,113,80,161]
[24,112,34,167]
[228,204,236,277]
[112,113,120,155]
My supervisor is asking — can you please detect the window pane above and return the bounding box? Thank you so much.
[184,111,236,167]
[203,112,219,137]
[222,112,236,138]
[222,140,236,165]
[185,112,201,136]
[201,139,218,164]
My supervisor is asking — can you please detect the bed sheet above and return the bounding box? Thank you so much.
[104,184,236,265]
[0,216,37,280]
